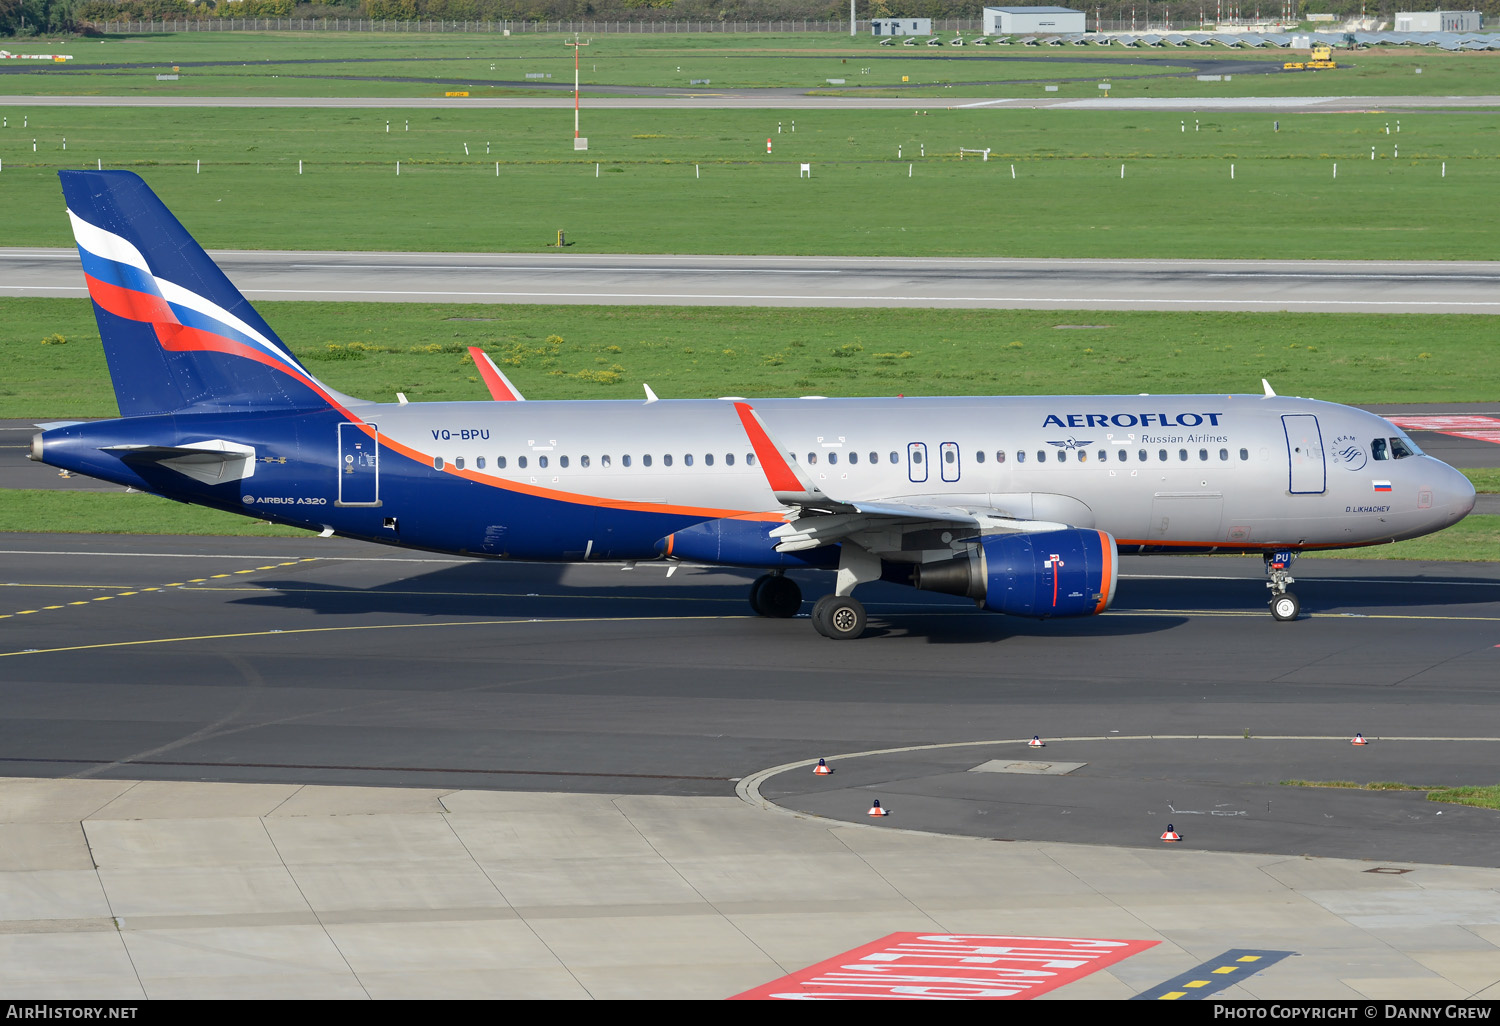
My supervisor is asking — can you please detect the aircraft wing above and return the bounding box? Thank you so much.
[734,402,1072,557]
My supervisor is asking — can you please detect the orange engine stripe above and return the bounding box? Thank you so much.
[1095,529,1113,615]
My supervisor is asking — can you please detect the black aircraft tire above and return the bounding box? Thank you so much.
[821,596,867,640]
[811,595,839,637]
[748,574,772,616]
[758,575,803,619]
[1270,592,1300,622]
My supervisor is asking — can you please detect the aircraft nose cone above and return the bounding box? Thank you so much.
[1442,462,1477,520]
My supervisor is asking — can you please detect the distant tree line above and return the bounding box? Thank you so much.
[16,0,1498,37]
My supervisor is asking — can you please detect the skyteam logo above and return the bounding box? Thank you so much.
[1331,433,1368,471]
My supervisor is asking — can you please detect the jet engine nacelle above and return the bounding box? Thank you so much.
[913,528,1118,618]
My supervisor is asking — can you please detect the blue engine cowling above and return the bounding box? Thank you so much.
[913,529,1118,618]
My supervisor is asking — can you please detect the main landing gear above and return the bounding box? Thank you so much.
[747,573,869,638]
[748,572,802,619]
[749,545,882,640]
[1264,551,1300,622]
[811,594,867,640]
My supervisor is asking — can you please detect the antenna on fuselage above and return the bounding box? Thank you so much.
[1262,379,1277,398]
[642,383,659,404]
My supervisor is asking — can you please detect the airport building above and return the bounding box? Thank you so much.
[983,6,1088,35]
[1394,10,1482,31]
[871,17,933,36]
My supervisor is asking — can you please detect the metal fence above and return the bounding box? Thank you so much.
[89,18,987,34]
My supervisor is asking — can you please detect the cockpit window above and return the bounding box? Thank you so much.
[1389,436,1416,459]
[1371,438,1388,461]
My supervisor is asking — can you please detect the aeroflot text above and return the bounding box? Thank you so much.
[1213,1009,1490,1020]
[1043,412,1225,429]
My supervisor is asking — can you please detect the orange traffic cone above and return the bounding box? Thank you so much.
[1161,824,1181,842]
[813,758,833,776]
[868,799,889,817]
[1351,733,1368,746]
[1028,735,1045,748]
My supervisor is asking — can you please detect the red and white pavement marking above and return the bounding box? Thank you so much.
[731,932,1158,1000]
[1387,415,1500,445]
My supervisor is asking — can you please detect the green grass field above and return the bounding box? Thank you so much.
[2,107,1497,258]
[7,297,1500,416]
[5,31,1500,99]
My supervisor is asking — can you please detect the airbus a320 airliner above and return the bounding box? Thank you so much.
[29,171,1477,638]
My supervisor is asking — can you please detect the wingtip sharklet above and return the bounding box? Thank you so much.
[468,347,525,401]
[732,402,824,503]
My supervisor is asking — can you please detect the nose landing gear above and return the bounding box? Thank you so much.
[1265,550,1300,621]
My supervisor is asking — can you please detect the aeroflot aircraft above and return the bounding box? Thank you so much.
[30,171,1477,639]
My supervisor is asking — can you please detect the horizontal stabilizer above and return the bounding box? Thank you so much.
[102,439,257,485]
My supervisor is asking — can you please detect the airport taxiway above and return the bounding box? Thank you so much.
[9,248,1500,314]
[3,535,1500,997]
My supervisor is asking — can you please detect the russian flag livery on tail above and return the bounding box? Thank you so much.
[61,170,361,417]
[32,171,1477,637]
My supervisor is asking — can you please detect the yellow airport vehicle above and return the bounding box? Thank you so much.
[1285,43,1337,70]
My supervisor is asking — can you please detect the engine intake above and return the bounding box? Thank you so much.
[914,529,1118,618]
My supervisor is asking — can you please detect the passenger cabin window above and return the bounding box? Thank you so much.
[559,456,569,469]
[1199,449,1208,461]
[748,454,757,466]
[581,455,590,468]
[849,452,859,465]
[644,455,653,467]
[1139,449,1147,462]
[910,450,922,465]
[828,452,838,465]
[1016,450,1026,464]
[497,456,507,469]
[518,456,528,469]
[538,456,548,469]
[622,455,631,467]
[1219,449,1229,461]
[476,457,486,470]
[1036,451,1046,463]
[889,452,898,464]
[433,456,445,470]
[724,454,733,466]
[454,458,465,470]
[602,455,611,467]
[1158,449,1167,462]
[975,450,985,464]
[996,451,1006,464]
[664,455,673,467]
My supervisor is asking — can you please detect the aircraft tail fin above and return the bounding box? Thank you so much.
[59,169,362,417]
